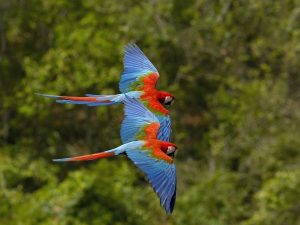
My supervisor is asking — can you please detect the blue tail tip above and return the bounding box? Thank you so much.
[36,93,59,98]
[52,158,70,162]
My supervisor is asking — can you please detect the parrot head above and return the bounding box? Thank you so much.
[157,91,175,106]
[160,141,178,156]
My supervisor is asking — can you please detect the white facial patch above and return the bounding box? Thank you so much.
[167,146,176,154]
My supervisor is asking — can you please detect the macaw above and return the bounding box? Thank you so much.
[38,44,174,142]
[53,97,177,214]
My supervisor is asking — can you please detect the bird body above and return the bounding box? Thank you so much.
[53,97,177,213]
[41,44,178,213]
[38,44,174,142]
[53,139,175,164]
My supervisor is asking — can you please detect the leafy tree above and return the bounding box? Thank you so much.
[1,0,300,224]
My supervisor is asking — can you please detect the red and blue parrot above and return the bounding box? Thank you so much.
[38,44,174,142]
[53,97,177,214]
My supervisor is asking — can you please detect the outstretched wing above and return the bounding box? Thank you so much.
[119,44,159,93]
[126,147,176,214]
[121,97,160,143]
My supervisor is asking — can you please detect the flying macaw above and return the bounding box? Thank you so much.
[38,44,174,142]
[53,97,177,214]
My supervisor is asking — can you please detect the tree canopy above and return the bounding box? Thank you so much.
[1,0,300,224]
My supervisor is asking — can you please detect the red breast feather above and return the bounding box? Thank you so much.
[139,73,168,115]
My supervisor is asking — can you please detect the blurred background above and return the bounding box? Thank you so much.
[1,1,300,224]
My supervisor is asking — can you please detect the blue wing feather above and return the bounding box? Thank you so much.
[119,44,158,93]
[121,97,159,143]
[156,115,172,142]
[123,44,158,73]
[126,148,176,214]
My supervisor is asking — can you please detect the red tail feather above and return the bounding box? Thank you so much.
[59,96,98,102]
[69,151,115,161]
[53,151,115,162]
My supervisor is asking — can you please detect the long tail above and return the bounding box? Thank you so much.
[53,149,116,162]
[36,93,123,106]
[53,144,128,162]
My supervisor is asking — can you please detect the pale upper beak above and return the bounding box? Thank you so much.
[167,146,176,154]
[164,96,174,106]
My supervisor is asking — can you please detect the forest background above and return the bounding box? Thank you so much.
[1,1,300,224]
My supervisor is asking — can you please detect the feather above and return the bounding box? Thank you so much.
[120,97,159,143]
[126,147,176,214]
[119,44,159,93]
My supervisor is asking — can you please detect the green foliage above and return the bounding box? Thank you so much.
[174,171,249,225]
[244,170,300,225]
[1,0,300,224]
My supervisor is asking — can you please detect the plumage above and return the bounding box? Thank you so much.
[53,150,116,162]
[37,44,173,142]
[120,96,159,143]
[52,98,177,214]
[126,147,176,213]
[39,44,177,213]
[156,115,171,142]
[119,43,158,93]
